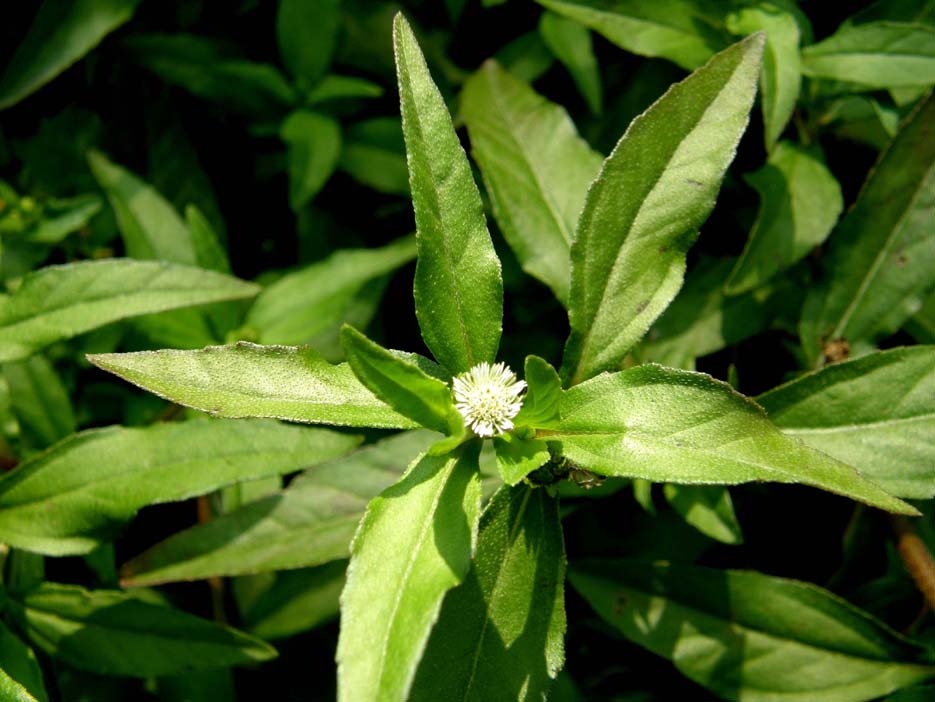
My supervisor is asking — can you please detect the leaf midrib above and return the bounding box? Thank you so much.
[401,43,476,368]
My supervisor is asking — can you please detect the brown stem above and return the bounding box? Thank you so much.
[891,515,935,611]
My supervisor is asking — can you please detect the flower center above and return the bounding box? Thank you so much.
[452,362,525,437]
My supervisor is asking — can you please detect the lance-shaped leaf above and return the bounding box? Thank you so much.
[800,92,935,365]
[0,419,361,556]
[535,0,730,70]
[245,236,416,346]
[726,142,843,294]
[125,34,295,118]
[570,560,935,702]
[337,444,482,702]
[461,61,603,304]
[727,3,802,151]
[3,354,76,450]
[640,257,787,369]
[88,341,417,429]
[6,583,276,677]
[242,561,347,641]
[280,110,342,211]
[543,364,915,514]
[410,485,566,701]
[87,150,197,265]
[663,484,743,544]
[0,669,38,702]
[342,326,462,435]
[0,0,141,110]
[393,14,503,373]
[0,259,259,363]
[539,11,602,114]
[276,0,341,91]
[561,33,764,386]
[758,346,935,499]
[120,431,433,586]
[0,620,46,702]
[802,22,935,90]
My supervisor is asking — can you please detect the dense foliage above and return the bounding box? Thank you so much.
[1,1,934,701]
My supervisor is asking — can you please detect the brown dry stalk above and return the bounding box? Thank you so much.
[891,515,935,611]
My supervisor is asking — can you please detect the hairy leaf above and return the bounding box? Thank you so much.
[0,260,258,363]
[337,444,482,701]
[561,33,764,385]
[758,346,935,499]
[461,61,602,304]
[0,419,360,555]
[88,342,417,429]
[544,364,916,514]
[801,92,935,364]
[410,485,566,701]
[726,142,843,294]
[7,583,276,677]
[571,560,935,702]
[394,14,503,372]
[802,21,935,89]
[120,431,432,586]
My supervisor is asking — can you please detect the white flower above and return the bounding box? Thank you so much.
[452,362,526,437]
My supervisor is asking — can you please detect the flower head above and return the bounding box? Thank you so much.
[452,362,526,437]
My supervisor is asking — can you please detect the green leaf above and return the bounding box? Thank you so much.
[88,341,417,429]
[337,444,482,702]
[281,110,342,211]
[727,3,802,151]
[758,346,935,499]
[393,14,503,373]
[0,620,47,702]
[725,142,843,294]
[0,668,38,702]
[306,74,384,104]
[410,485,566,701]
[802,22,935,90]
[341,326,462,435]
[663,484,743,544]
[7,583,276,676]
[494,32,555,83]
[126,34,295,118]
[570,560,935,702]
[0,0,141,110]
[514,355,563,428]
[120,431,432,586]
[641,257,786,368]
[0,418,361,555]
[87,150,197,265]
[3,354,75,450]
[544,364,916,514]
[539,12,602,114]
[245,236,416,346]
[242,561,346,640]
[186,205,230,274]
[276,0,341,91]
[535,0,729,70]
[906,287,935,342]
[339,118,409,196]
[461,61,603,305]
[561,33,765,386]
[493,433,551,485]
[25,194,101,245]
[800,92,935,365]
[0,259,259,363]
